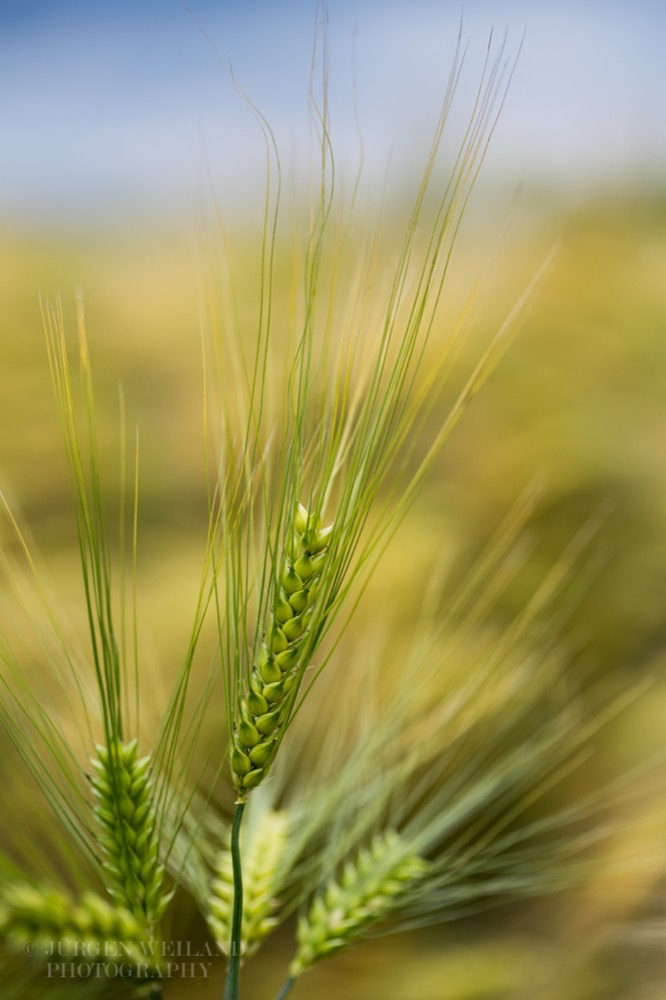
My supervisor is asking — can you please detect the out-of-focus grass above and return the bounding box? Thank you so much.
[3,195,664,678]
[436,193,666,683]
[1,190,665,996]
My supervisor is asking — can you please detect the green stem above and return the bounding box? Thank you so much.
[273,976,296,1000]
[149,984,163,1000]
[224,800,246,1000]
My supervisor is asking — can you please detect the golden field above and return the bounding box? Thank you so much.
[1,187,665,998]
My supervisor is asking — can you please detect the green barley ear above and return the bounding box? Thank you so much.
[231,503,333,794]
[0,883,149,968]
[208,810,289,957]
[90,739,172,928]
[289,831,427,977]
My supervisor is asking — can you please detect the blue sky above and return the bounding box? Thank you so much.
[1,1,665,225]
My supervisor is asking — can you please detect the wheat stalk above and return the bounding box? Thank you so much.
[209,809,289,958]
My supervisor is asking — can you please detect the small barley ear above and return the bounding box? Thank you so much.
[289,831,427,977]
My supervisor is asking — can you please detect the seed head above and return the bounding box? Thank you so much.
[90,739,172,927]
[230,503,333,794]
[289,831,427,977]
[0,882,151,970]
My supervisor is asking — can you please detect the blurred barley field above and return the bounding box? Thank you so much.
[1,187,666,998]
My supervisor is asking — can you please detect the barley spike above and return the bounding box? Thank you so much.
[231,503,333,793]
[90,739,172,927]
[0,882,150,968]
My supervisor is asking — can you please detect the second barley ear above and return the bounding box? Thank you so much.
[91,738,173,928]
